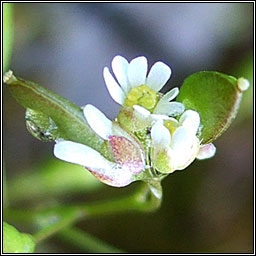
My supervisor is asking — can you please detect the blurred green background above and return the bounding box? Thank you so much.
[3,3,253,253]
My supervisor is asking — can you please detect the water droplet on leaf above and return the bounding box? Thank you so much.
[25,109,59,141]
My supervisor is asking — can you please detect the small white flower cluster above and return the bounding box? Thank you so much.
[54,56,216,188]
[103,55,184,116]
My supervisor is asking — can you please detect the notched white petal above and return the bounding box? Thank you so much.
[128,56,148,88]
[54,141,111,169]
[151,120,171,148]
[54,141,134,187]
[179,110,200,136]
[197,143,216,160]
[103,67,125,104]
[172,136,200,170]
[111,55,130,94]
[88,165,134,187]
[151,114,171,121]
[158,87,179,104]
[83,104,112,140]
[171,126,189,150]
[146,61,172,92]
[154,102,184,116]
[133,105,151,118]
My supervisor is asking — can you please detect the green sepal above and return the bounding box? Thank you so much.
[147,179,163,200]
[177,71,244,144]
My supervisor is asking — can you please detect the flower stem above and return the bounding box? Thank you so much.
[4,183,161,244]
[57,227,125,253]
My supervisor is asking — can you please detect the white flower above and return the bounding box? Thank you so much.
[54,56,217,188]
[54,104,145,187]
[151,110,216,173]
[103,55,184,116]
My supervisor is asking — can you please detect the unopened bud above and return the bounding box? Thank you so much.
[237,77,250,92]
[3,70,17,84]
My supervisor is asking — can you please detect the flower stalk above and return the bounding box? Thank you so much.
[4,183,161,243]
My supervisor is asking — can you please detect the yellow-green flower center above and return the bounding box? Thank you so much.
[123,85,159,112]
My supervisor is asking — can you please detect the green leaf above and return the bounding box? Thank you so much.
[3,71,112,160]
[177,71,245,144]
[3,3,14,72]
[3,222,35,253]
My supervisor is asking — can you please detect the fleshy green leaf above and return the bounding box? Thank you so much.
[177,71,247,144]
[3,71,112,160]
[3,222,35,253]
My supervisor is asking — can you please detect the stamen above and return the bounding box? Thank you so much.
[123,85,159,112]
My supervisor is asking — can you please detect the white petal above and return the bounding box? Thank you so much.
[54,141,133,187]
[158,87,179,104]
[83,104,112,140]
[111,55,130,94]
[151,120,171,149]
[179,110,200,136]
[128,56,147,88]
[54,141,113,169]
[171,126,189,150]
[171,136,200,170]
[133,105,151,118]
[151,114,170,121]
[146,61,171,92]
[171,125,200,170]
[151,114,174,122]
[103,67,125,104]
[89,166,133,187]
[132,105,153,130]
[197,143,216,160]
[154,102,185,116]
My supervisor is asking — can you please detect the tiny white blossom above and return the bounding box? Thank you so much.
[103,55,184,117]
[151,110,216,173]
[54,104,145,187]
[53,56,218,189]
